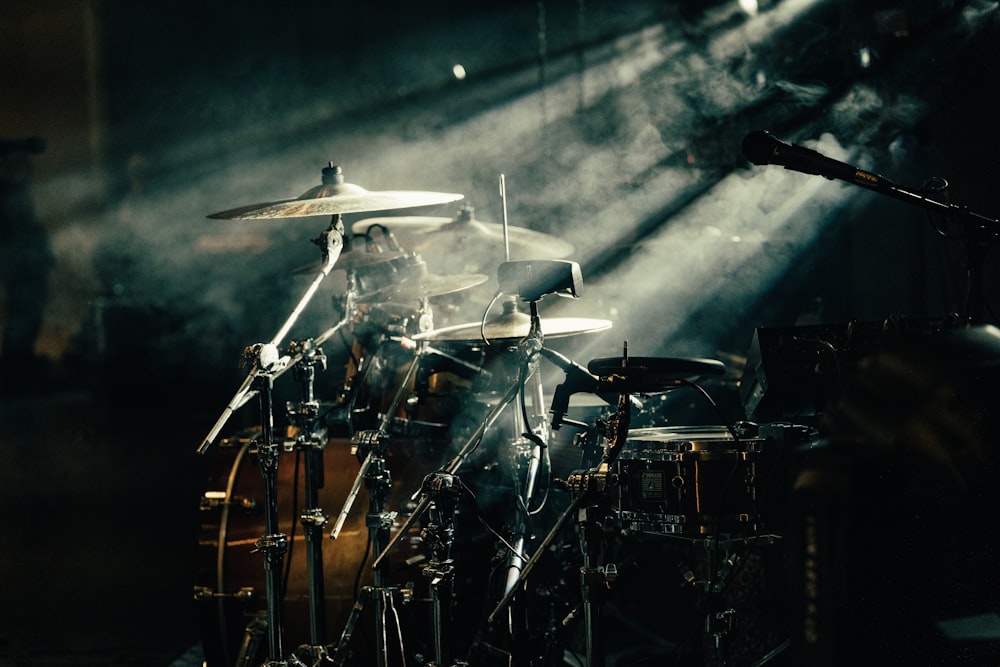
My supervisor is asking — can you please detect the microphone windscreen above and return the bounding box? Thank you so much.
[741,130,778,166]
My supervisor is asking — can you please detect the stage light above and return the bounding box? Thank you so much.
[858,46,872,69]
[738,0,759,17]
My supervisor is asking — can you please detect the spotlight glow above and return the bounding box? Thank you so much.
[452,64,467,80]
[858,47,872,69]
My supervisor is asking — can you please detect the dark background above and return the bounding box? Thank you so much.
[2,1,999,665]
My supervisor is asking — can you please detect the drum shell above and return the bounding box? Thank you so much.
[614,426,762,537]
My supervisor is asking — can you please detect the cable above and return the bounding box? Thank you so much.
[282,448,302,602]
[479,290,504,346]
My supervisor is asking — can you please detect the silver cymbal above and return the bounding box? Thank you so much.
[413,309,612,342]
[291,249,407,274]
[353,209,574,266]
[208,164,464,220]
[358,272,489,303]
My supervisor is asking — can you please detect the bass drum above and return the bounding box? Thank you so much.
[195,431,442,666]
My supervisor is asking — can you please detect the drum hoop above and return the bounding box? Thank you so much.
[622,425,761,460]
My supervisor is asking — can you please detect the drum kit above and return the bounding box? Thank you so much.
[194,163,801,667]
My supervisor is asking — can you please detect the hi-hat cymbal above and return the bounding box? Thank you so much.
[208,164,464,220]
[358,272,489,303]
[353,207,574,265]
[413,309,612,342]
[586,356,726,393]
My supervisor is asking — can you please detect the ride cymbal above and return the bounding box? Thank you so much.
[587,356,726,393]
[208,164,464,220]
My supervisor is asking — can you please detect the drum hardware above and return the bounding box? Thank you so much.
[198,215,346,455]
[372,287,565,665]
[284,339,331,655]
[488,344,635,667]
[246,362,291,664]
[328,342,425,667]
[539,346,645,432]
[195,221,346,664]
[417,472,468,667]
[372,255,584,569]
[327,431,412,667]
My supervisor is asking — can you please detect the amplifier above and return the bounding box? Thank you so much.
[739,315,964,422]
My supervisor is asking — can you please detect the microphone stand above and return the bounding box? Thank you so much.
[845,174,997,325]
[744,131,1000,324]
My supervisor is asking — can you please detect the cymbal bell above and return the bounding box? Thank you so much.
[208,164,464,220]
[413,307,612,342]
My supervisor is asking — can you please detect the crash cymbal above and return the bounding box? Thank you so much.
[587,356,726,393]
[413,308,612,342]
[357,272,489,303]
[208,164,464,220]
[353,206,574,266]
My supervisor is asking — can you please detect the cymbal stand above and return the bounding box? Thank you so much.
[359,310,541,665]
[195,217,344,666]
[329,343,424,667]
[285,338,331,659]
[197,216,346,455]
[488,347,634,667]
[250,364,290,665]
[369,367,524,569]
[501,330,550,667]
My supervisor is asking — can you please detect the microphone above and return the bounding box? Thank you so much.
[540,347,599,430]
[741,130,888,190]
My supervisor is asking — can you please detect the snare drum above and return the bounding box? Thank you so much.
[614,425,762,538]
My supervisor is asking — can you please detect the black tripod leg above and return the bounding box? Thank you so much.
[330,586,374,667]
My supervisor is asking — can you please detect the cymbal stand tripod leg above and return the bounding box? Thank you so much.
[285,340,331,659]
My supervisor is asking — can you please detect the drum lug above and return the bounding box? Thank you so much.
[200,491,258,512]
[193,585,255,601]
[300,507,329,528]
[581,562,619,590]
